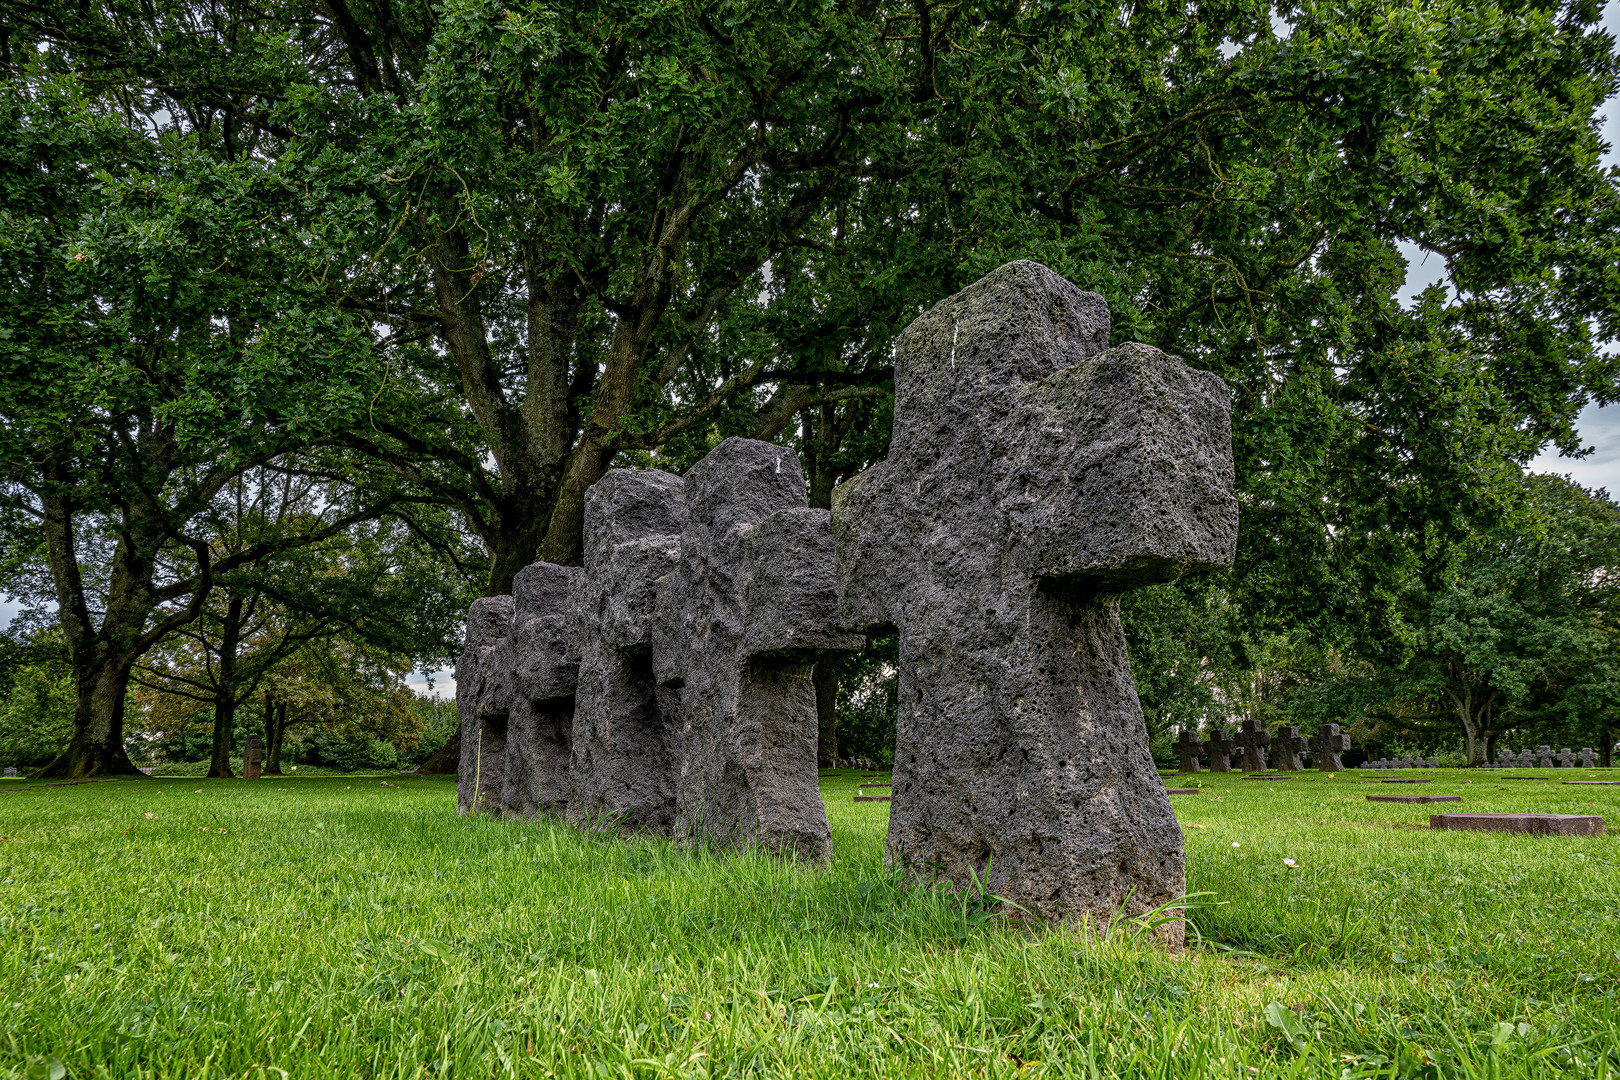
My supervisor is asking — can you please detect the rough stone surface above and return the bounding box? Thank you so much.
[1308,724,1350,771]
[1205,729,1236,773]
[456,594,515,815]
[831,260,1237,940]
[568,469,686,834]
[653,438,861,862]
[481,562,583,818]
[1272,726,1307,771]
[1234,720,1271,773]
[2,767,16,777]
[1173,729,1204,773]
[1368,794,1460,803]
[243,735,264,781]
[1557,748,1575,768]
[1578,747,1598,768]
[1431,813,1605,836]
[1537,745,1555,768]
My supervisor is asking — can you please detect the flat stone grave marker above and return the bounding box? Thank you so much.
[1503,776,1545,780]
[1430,813,1605,836]
[1565,780,1620,785]
[1165,788,1201,795]
[1243,774,1291,779]
[1368,794,1461,803]
[854,795,892,802]
[1382,778,1433,784]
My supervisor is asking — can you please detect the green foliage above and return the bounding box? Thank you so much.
[0,658,75,769]
[399,696,459,768]
[833,636,898,765]
[0,773,1615,1076]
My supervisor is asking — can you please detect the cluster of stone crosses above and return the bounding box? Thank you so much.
[833,758,878,771]
[1358,757,1438,770]
[1478,747,1600,769]
[1170,721,1350,772]
[451,261,1240,942]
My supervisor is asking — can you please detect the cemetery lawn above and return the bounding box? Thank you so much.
[1,772,1616,1079]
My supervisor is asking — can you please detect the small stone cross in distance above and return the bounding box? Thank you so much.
[1308,723,1350,771]
[1173,729,1204,773]
[1233,720,1271,773]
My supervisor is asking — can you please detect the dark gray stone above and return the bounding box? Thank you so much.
[1537,745,1555,769]
[243,734,264,781]
[831,260,1237,941]
[457,595,515,815]
[653,438,861,862]
[1173,729,1204,773]
[1165,788,1201,795]
[1234,720,1271,773]
[1272,726,1307,771]
[1557,748,1575,769]
[1431,813,1605,836]
[1308,724,1350,771]
[1368,794,1460,803]
[480,562,583,818]
[2,767,16,778]
[1579,747,1599,768]
[1205,729,1236,773]
[568,469,686,834]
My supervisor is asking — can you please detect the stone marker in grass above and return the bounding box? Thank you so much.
[1272,726,1308,771]
[1368,794,1460,803]
[1206,729,1236,773]
[243,734,264,781]
[1173,729,1204,773]
[1165,788,1201,795]
[1308,724,1350,772]
[2,767,15,777]
[1579,747,1598,768]
[456,594,515,815]
[1565,780,1620,785]
[831,261,1237,943]
[1430,813,1606,836]
[654,438,861,863]
[567,469,686,835]
[1382,778,1433,784]
[486,561,582,819]
[1234,720,1271,773]
[1537,745,1556,768]
[854,795,892,802]
[1557,748,1576,768]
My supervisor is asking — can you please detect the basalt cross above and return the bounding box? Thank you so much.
[1233,720,1271,773]
[1205,728,1237,773]
[831,261,1238,942]
[1173,729,1205,773]
[1308,724,1350,772]
[653,438,863,862]
[1272,725,1308,772]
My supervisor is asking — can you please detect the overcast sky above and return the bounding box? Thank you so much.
[16,16,1620,700]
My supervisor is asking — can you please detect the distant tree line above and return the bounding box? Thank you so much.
[2,0,1618,775]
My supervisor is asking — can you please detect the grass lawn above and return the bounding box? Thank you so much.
[1,769,1615,1078]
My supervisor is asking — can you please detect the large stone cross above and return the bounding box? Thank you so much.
[831,261,1237,940]
[1579,747,1598,768]
[1205,728,1236,773]
[653,438,862,862]
[456,594,514,814]
[1557,748,1575,769]
[1307,724,1350,771]
[1233,720,1271,773]
[1271,726,1308,771]
[567,469,686,834]
[1536,745,1555,768]
[1173,729,1204,773]
[480,561,582,818]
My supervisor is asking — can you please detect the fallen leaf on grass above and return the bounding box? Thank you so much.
[143,813,154,819]
[1188,824,1207,829]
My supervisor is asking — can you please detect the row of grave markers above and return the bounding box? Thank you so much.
[1479,747,1601,769]
[1359,757,1438,770]
[1171,721,1350,773]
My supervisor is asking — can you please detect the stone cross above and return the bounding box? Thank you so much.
[1173,729,1204,773]
[567,469,686,835]
[1233,720,1271,773]
[456,594,514,815]
[831,261,1237,941]
[1205,728,1236,773]
[1536,745,1555,768]
[4,766,17,777]
[243,734,264,781]
[1556,748,1575,769]
[653,438,862,862]
[1271,725,1308,771]
[1516,749,1536,768]
[1308,724,1350,771]
[479,562,582,818]
[1580,747,1598,768]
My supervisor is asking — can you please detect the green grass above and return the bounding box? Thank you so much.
[1,769,1616,1078]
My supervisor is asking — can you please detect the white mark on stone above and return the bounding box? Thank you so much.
[774,455,782,474]
[951,318,959,369]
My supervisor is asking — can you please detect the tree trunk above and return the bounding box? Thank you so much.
[36,658,140,778]
[207,593,244,778]
[1601,724,1612,768]
[814,660,840,767]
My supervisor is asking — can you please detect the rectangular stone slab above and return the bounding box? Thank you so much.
[1242,774,1291,779]
[1382,779,1433,784]
[854,795,892,802]
[1564,781,1620,785]
[1165,788,1201,795]
[1368,794,1461,803]
[1430,813,1606,836]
